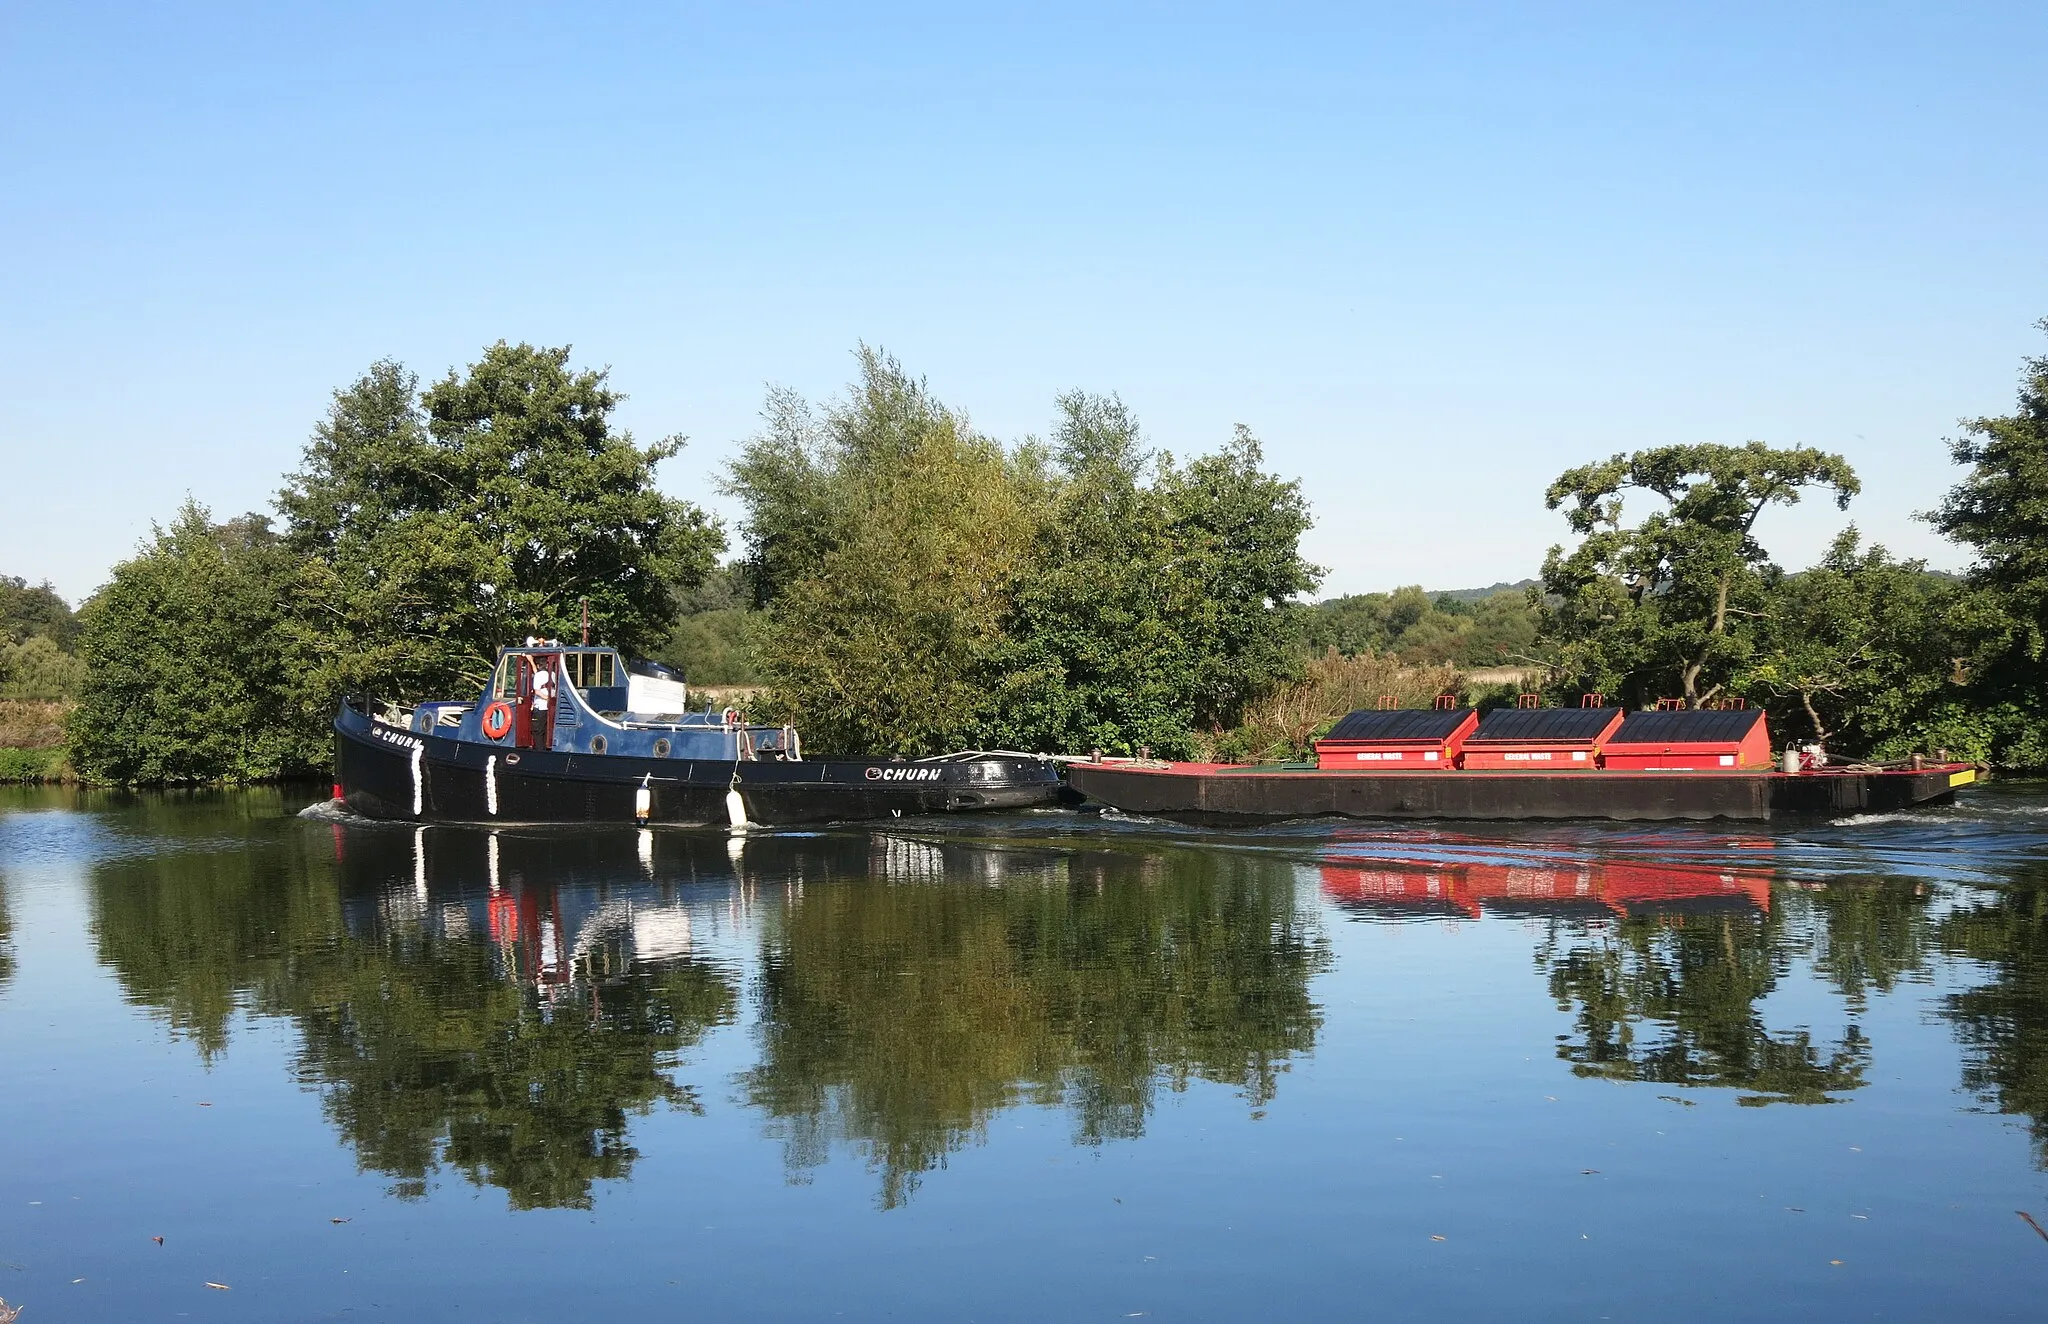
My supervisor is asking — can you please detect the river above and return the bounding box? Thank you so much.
[3,783,2047,1319]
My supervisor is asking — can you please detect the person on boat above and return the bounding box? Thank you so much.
[530,654,556,748]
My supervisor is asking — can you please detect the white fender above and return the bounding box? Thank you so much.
[410,743,424,817]
[485,754,499,816]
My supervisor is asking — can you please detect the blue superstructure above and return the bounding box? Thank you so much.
[406,645,798,763]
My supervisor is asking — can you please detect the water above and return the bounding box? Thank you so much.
[4,785,2048,1320]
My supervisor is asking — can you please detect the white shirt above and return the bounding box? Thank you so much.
[531,667,554,712]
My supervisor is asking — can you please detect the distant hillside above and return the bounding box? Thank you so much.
[1425,579,1539,603]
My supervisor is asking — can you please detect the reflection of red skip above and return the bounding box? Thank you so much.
[1320,859,1770,917]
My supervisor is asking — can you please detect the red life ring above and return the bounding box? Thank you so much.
[482,701,514,739]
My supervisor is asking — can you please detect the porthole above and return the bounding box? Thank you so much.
[652,738,671,758]
[589,735,608,755]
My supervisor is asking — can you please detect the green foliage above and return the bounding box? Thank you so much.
[1937,872,2048,1163]
[0,632,86,700]
[0,575,78,650]
[88,824,738,1208]
[68,502,322,784]
[742,841,1328,1207]
[1740,529,1959,754]
[726,349,1052,755]
[1542,906,1869,1105]
[277,346,721,712]
[0,574,84,700]
[1928,320,2048,767]
[729,364,1322,758]
[1540,442,1859,708]
[987,396,1320,757]
[1302,585,1538,666]
[0,746,67,782]
[657,566,763,685]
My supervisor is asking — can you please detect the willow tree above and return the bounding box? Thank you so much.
[1540,442,1859,708]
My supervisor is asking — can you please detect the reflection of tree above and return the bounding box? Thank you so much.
[742,843,1329,1208]
[89,826,736,1208]
[1540,906,1870,1105]
[1937,873,2048,1163]
[1800,878,1933,1014]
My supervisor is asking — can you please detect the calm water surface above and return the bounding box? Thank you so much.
[5,785,2048,1320]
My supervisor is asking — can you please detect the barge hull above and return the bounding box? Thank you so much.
[336,704,1059,826]
[1065,763,1971,825]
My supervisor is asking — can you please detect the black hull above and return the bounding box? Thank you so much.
[1065,763,1975,824]
[335,705,1060,826]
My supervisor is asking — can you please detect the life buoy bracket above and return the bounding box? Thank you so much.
[482,701,514,740]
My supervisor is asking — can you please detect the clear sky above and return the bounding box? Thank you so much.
[4,2,2043,605]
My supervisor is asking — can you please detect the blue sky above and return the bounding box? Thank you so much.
[4,2,2043,604]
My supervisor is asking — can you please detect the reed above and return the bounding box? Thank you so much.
[1206,650,1463,762]
[0,699,69,750]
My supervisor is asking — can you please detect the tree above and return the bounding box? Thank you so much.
[987,392,1199,755]
[656,565,764,686]
[988,396,1320,756]
[726,348,1048,755]
[68,501,319,783]
[0,574,84,700]
[277,345,721,713]
[0,633,86,700]
[1540,442,1859,708]
[1928,320,2048,767]
[1740,529,1958,755]
[0,575,78,649]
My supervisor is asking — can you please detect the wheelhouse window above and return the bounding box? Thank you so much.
[492,654,522,699]
[564,652,616,691]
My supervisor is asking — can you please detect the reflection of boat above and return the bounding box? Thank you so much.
[334,642,1062,826]
[1070,704,1975,824]
[1319,859,1772,918]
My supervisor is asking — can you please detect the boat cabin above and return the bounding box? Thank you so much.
[406,644,799,763]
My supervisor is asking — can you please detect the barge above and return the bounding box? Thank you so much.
[334,642,1061,827]
[1067,703,1975,824]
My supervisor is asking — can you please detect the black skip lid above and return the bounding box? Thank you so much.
[1468,707,1623,744]
[1324,708,1476,742]
[1607,708,1765,746]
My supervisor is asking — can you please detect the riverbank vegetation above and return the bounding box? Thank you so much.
[16,321,2048,782]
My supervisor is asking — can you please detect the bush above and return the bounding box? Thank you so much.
[0,746,67,783]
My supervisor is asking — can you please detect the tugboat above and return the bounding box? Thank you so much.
[333,641,1062,826]
[1065,698,1977,825]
